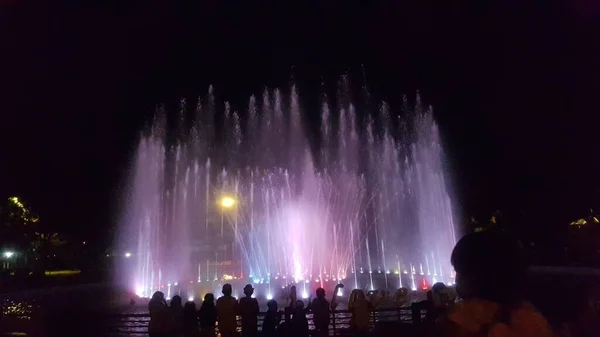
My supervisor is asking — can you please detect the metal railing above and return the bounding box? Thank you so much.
[106,305,427,336]
[1,303,430,337]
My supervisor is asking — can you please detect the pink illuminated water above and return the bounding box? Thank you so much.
[118,82,458,298]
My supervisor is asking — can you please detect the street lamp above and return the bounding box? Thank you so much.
[219,196,236,208]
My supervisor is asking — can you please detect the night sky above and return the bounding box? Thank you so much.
[1,1,598,249]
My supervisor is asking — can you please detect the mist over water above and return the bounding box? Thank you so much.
[118,82,458,298]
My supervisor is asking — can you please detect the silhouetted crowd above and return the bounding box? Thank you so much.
[146,231,600,337]
[147,281,339,337]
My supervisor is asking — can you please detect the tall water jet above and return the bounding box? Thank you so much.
[117,81,458,298]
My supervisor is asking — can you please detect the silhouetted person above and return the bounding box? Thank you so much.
[284,285,298,321]
[183,301,200,337]
[198,293,218,337]
[170,295,184,336]
[262,300,281,337]
[310,288,330,337]
[239,284,259,337]
[148,291,169,337]
[439,231,553,337]
[427,282,454,322]
[291,300,309,337]
[348,289,372,337]
[216,284,238,337]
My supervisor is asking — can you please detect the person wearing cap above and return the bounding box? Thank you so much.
[238,284,259,337]
[216,283,238,337]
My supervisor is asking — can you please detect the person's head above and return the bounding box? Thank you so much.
[222,284,232,296]
[171,295,182,307]
[295,300,305,309]
[352,289,365,302]
[432,282,447,293]
[267,299,278,312]
[243,284,254,297]
[184,301,196,312]
[203,293,215,304]
[451,231,526,306]
[316,288,326,299]
[151,291,165,303]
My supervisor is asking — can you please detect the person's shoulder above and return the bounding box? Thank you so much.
[511,302,553,336]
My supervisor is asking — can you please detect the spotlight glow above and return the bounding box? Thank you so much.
[267,294,273,300]
[3,251,14,259]
[124,252,131,258]
[135,286,144,297]
[219,196,236,208]
[302,291,309,299]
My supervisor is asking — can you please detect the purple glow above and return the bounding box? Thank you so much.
[117,82,458,298]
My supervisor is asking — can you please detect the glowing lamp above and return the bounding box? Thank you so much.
[219,196,236,208]
[266,294,273,300]
[124,252,132,258]
[3,251,15,259]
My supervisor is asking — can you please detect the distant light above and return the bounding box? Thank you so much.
[188,296,194,302]
[82,241,86,245]
[124,252,132,258]
[174,282,178,286]
[266,294,273,300]
[337,288,343,296]
[3,251,14,259]
[136,287,144,297]
[219,196,236,208]
[386,270,391,274]
[302,291,309,299]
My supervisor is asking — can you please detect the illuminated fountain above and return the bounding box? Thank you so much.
[117,81,458,299]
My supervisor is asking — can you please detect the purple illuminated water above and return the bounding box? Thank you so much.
[118,83,458,299]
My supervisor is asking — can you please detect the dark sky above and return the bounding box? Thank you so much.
[1,1,598,247]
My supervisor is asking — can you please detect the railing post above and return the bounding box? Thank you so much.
[331,309,336,336]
